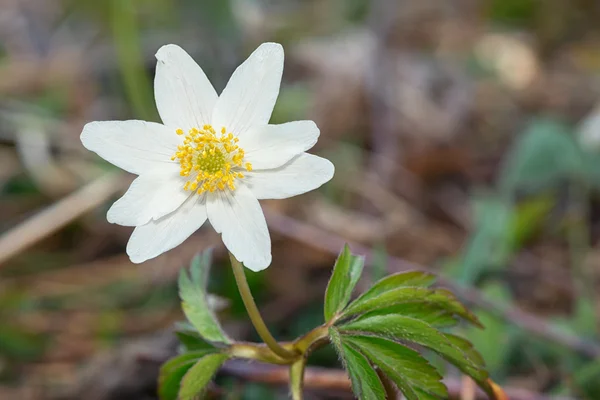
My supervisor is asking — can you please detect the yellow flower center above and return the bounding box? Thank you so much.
[171,124,252,194]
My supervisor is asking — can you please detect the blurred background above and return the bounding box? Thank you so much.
[2,0,600,399]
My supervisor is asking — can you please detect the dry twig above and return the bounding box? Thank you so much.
[0,173,127,267]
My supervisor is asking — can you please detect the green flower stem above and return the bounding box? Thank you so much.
[293,325,330,354]
[229,253,298,360]
[228,343,292,365]
[228,325,329,364]
[290,359,306,400]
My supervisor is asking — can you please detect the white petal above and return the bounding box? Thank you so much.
[245,153,334,200]
[240,120,320,169]
[155,44,218,130]
[212,43,283,135]
[126,195,207,263]
[81,120,179,175]
[107,166,190,226]
[206,185,271,271]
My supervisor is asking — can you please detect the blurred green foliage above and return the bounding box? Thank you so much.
[445,116,600,397]
[488,0,538,27]
[109,0,157,121]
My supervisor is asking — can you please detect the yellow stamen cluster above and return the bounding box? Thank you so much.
[171,125,252,194]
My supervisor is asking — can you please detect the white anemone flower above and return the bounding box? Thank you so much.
[81,43,334,271]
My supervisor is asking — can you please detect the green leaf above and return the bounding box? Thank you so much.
[373,289,481,328]
[340,314,487,383]
[341,285,481,328]
[329,327,344,355]
[179,249,231,343]
[158,350,216,400]
[424,289,482,327]
[342,344,387,400]
[355,302,461,329]
[444,333,485,368]
[329,328,386,400]
[444,333,496,397]
[179,353,229,400]
[357,271,437,303]
[342,287,432,317]
[324,244,365,321]
[339,271,435,317]
[175,327,217,352]
[344,335,447,400]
